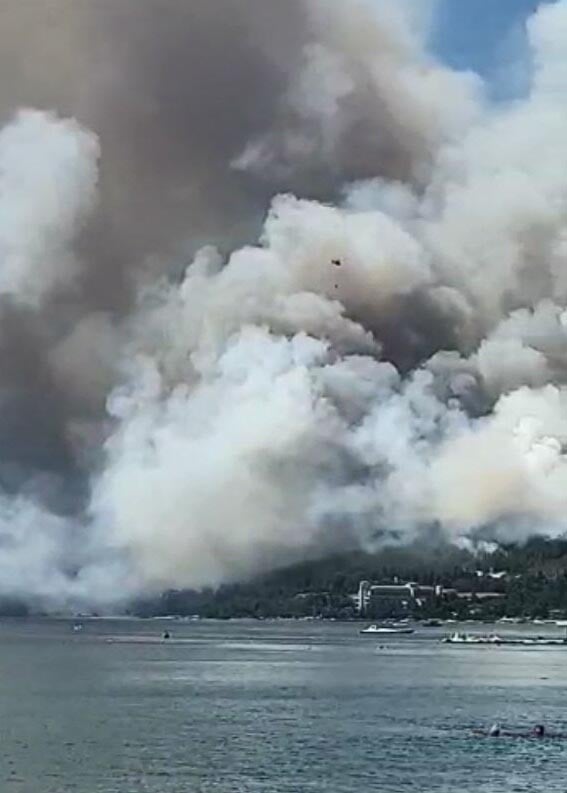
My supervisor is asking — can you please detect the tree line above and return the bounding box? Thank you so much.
[129,537,567,620]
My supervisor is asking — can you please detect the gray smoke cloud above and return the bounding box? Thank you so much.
[2,0,567,608]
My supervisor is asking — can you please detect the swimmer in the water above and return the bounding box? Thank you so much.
[472,723,502,737]
[475,723,566,738]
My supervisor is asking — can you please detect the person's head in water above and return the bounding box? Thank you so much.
[533,724,545,737]
[489,724,501,737]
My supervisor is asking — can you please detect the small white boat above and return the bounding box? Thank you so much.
[360,624,414,635]
[443,631,567,646]
[443,632,502,644]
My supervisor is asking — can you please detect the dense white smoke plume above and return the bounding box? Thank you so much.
[0,110,99,304]
[2,0,567,606]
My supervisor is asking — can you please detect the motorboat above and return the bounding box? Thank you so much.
[443,632,502,644]
[360,624,414,635]
[443,631,567,646]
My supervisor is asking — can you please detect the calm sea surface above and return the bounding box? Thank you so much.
[1,618,567,792]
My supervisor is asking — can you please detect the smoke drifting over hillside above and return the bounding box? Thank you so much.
[2,0,567,607]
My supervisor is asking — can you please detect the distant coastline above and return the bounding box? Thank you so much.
[5,537,567,622]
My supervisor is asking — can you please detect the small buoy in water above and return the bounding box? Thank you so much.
[162,631,170,640]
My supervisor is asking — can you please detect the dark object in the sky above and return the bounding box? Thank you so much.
[332,259,342,267]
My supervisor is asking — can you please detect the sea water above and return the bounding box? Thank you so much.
[1,618,566,792]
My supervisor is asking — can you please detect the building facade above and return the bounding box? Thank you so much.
[356,580,453,617]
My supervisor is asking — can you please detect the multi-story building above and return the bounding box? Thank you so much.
[355,580,454,617]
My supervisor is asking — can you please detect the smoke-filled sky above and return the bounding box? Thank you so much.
[1,0,567,610]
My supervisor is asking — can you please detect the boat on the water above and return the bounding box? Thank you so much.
[443,631,567,646]
[360,624,415,635]
[443,632,501,644]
